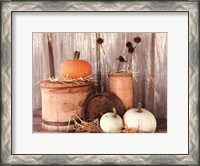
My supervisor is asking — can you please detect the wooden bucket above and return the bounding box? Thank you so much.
[40,80,93,132]
[108,72,133,110]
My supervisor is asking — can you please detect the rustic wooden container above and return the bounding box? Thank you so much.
[40,80,93,132]
[108,72,133,110]
[82,92,125,121]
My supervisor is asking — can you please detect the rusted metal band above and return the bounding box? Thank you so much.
[42,119,74,126]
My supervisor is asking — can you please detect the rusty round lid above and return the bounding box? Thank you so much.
[40,80,93,89]
[82,92,125,121]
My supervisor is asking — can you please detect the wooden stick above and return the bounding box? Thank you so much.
[47,33,55,77]
[96,33,102,92]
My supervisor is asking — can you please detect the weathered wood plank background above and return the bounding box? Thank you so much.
[33,33,167,119]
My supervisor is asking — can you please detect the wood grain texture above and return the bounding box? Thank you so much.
[154,33,167,119]
[47,33,55,77]
[96,33,101,92]
[32,32,167,119]
[40,81,93,132]
[109,72,133,110]
[101,33,126,92]
[33,33,50,109]
[51,33,97,77]
[127,33,144,107]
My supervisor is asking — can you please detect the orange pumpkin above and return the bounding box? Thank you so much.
[61,60,92,78]
[61,51,92,78]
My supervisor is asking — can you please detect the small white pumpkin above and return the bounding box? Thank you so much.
[123,103,157,133]
[100,108,123,133]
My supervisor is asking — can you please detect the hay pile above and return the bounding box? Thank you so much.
[72,115,139,133]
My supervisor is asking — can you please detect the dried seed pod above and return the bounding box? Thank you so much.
[134,36,141,43]
[97,38,104,44]
[117,56,127,62]
[128,47,135,53]
[126,42,132,48]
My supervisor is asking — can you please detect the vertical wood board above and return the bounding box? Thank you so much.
[32,33,50,109]
[32,32,168,119]
[154,33,167,119]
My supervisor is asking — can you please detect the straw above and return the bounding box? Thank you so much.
[72,114,139,133]
[33,75,98,87]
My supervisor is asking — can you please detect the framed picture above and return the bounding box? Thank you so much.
[33,32,167,134]
[1,0,199,165]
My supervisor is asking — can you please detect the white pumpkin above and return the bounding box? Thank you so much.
[100,108,123,133]
[123,103,157,133]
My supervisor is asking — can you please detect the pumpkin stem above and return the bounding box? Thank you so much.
[74,51,80,60]
[137,102,142,112]
[112,108,117,118]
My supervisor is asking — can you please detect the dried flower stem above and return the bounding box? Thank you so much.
[127,53,132,71]
[117,61,122,72]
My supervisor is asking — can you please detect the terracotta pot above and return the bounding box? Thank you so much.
[40,80,93,132]
[108,72,133,110]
